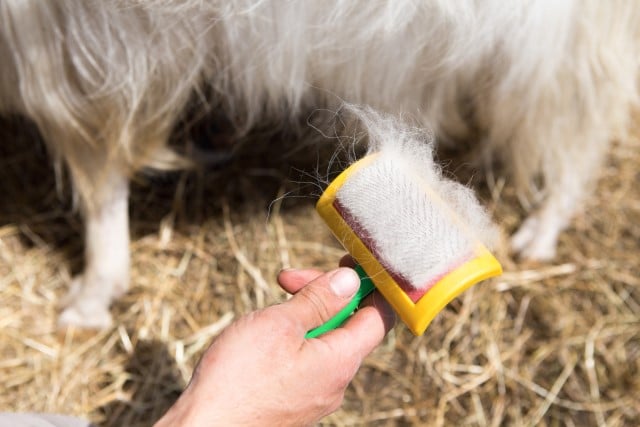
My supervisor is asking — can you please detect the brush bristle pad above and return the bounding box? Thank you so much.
[334,155,475,293]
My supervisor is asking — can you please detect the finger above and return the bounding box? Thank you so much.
[280,267,360,333]
[357,292,397,334]
[322,291,396,360]
[277,268,324,294]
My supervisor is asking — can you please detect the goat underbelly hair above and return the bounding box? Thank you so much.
[0,0,637,329]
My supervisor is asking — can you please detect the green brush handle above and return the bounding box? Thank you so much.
[305,264,376,339]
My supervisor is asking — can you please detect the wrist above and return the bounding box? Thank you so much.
[153,391,203,427]
[153,401,190,427]
[154,385,232,427]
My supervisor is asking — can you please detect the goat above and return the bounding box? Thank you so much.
[1,0,637,328]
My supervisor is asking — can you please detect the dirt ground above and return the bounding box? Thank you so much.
[0,115,638,426]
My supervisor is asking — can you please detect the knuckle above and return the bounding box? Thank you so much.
[298,288,332,323]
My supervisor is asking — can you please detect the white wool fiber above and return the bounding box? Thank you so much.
[2,1,637,217]
[336,107,498,290]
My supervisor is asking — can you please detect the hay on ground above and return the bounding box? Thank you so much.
[0,116,638,426]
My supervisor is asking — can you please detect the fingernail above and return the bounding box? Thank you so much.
[330,268,359,298]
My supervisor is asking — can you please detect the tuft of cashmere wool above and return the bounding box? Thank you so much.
[337,109,497,290]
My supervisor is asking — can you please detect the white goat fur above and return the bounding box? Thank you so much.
[0,1,637,328]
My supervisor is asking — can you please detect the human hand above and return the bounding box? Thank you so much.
[154,264,396,426]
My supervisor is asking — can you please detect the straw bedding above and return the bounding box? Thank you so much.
[0,115,638,426]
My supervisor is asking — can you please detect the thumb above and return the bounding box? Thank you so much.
[281,267,360,334]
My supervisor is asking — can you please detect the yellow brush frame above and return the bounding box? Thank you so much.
[316,154,503,335]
